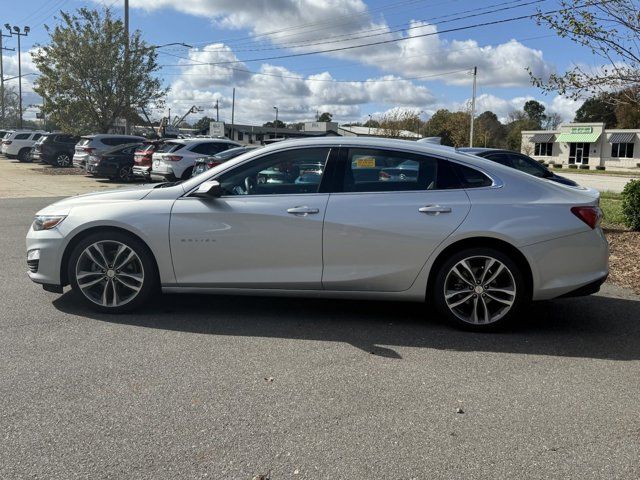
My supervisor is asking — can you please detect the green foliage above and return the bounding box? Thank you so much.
[32,7,167,135]
[317,112,332,122]
[263,119,286,128]
[600,191,625,227]
[575,95,617,127]
[424,109,470,147]
[505,118,539,151]
[523,100,546,128]
[621,179,640,230]
[193,116,213,133]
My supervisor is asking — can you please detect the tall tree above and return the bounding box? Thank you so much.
[523,100,546,128]
[474,111,505,148]
[531,1,640,107]
[574,95,618,128]
[193,116,213,133]
[317,112,333,122]
[425,109,470,147]
[1,85,22,128]
[32,7,166,135]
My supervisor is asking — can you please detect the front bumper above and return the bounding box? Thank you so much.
[26,226,66,287]
[524,228,609,301]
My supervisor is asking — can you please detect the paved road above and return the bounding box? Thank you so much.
[2,197,640,479]
[562,173,637,193]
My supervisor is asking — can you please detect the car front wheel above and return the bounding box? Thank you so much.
[433,247,527,331]
[68,232,158,313]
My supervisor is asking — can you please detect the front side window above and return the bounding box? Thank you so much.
[611,142,634,158]
[14,133,30,140]
[534,142,553,156]
[218,147,331,196]
[342,148,462,192]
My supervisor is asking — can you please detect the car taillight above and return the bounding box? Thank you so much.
[82,147,95,154]
[207,161,222,168]
[571,206,602,229]
[379,171,391,180]
[167,155,182,162]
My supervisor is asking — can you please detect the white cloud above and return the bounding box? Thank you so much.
[117,1,555,88]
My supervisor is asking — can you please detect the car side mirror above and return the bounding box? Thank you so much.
[193,180,223,198]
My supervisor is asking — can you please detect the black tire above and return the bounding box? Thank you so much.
[18,148,31,162]
[181,167,193,180]
[54,152,72,167]
[116,165,133,182]
[433,247,528,331]
[67,231,158,313]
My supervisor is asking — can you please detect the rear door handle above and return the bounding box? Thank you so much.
[287,206,320,215]
[419,205,452,215]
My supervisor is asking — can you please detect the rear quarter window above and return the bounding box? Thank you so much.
[455,164,493,188]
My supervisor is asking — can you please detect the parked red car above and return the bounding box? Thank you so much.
[132,139,166,181]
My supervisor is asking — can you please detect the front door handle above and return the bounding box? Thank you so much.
[419,205,452,215]
[287,206,320,215]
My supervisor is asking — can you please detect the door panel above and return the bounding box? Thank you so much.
[322,190,470,291]
[170,194,329,288]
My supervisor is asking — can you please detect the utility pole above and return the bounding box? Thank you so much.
[230,88,235,140]
[4,24,29,130]
[273,106,278,138]
[124,0,131,134]
[215,99,219,121]
[0,29,14,128]
[469,66,477,148]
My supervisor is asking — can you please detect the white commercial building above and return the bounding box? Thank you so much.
[521,123,640,169]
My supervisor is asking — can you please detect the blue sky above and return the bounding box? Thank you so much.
[5,0,592,124]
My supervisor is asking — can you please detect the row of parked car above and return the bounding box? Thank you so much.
[0,129,260,182]
[0,128,580,187]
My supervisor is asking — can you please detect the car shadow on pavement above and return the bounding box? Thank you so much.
[53,292,640,361]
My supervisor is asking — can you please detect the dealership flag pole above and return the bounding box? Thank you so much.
[470,66,477,148]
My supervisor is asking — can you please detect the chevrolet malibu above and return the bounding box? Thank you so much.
[26,137,608,331]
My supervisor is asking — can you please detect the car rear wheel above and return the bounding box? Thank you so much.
[433,247,527,331]
[68,232,158,313]
[55,152,72,167]
[18,148,31,162]
[116,165,132,182]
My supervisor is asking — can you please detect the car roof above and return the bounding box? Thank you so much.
[168,138,238,144]
[81,134,146,139]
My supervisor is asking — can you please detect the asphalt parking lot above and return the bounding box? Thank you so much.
[2,195,640,479]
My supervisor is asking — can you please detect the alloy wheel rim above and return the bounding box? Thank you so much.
[58,154,70,166]
[75,240,144,307]
[444,255,516,325]
[119,166,131,180]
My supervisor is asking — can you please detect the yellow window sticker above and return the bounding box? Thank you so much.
[355,157,376,168]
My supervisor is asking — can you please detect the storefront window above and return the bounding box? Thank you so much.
[534,142,553,156]
[611,143,634,158]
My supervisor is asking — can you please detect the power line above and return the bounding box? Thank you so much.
[159,1,608,68]
[194,0,547,55]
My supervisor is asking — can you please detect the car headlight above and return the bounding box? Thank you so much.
[32,215,66,231]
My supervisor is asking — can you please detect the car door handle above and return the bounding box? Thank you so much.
[419,205,452,214]
[287,206,320,215]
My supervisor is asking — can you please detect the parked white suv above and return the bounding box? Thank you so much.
[1,130,46,161]
[73,134,146,169]
[150,138,240,181]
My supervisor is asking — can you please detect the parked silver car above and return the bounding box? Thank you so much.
[26,137,608,331]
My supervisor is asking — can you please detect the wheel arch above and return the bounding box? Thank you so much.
[60,225,160,286]
[425,236,534,301]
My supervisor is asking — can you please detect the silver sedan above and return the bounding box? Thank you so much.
[26,137,608,331]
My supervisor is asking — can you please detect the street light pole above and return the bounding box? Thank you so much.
[0,29,15,128]
[273,106,278,138]
[4,24,29,130]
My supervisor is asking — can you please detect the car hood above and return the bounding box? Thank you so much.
[36,185,158,215]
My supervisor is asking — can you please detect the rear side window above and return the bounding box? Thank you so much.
[342,148,463,192]
[455,164,493,188]
[55,134,78,143]
[14,133,30,140]
[32,133,42,141]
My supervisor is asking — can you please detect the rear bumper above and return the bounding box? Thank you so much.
[133,166,152,180]
[523,228,609,301]
[72,155,87,168]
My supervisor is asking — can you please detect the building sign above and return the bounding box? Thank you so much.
[571,126,593,134]
[210,121,225,137]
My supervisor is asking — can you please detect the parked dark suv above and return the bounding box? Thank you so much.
[32,133,80,167]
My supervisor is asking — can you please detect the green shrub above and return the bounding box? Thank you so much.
[537,160,546,164]
[579,164,590,170]
[569,164,578,169]
[621,179,640,230]
[595,165,606,171]
[553,163,563,169]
